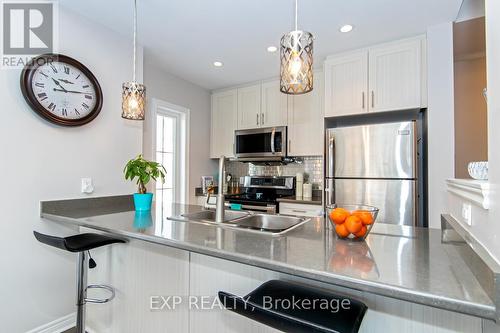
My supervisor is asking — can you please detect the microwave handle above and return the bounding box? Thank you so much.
[271,128,276,154]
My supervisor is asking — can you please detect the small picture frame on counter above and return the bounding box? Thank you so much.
[201,176,214,194]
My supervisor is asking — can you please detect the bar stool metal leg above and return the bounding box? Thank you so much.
[76,251,87,333]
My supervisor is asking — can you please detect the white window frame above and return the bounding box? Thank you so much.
[152,98,190,204]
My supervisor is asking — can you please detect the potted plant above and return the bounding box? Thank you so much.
[124,155,166,211]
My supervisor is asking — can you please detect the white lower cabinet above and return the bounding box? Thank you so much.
[85,228,485,333]
[279,202,323,217]
[84,228,190,333]
[287,72,324,157]
[189,253,483,333]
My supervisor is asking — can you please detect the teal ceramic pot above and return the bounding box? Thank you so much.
[133,210,153,230]
[133,193,153,211]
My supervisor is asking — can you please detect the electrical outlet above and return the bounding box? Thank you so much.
[461,203,472,226]
[81,178,94,194]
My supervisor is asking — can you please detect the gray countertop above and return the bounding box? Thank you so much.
[40,195,498,321]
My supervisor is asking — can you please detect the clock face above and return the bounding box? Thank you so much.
[20,54,103,126]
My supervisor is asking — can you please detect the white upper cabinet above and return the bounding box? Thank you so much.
[288,72,324,157]
[261,80,288,127]
[324,36,425,117]
[237,84,261,129]
[368,38,422,112]
[324,51,368,117]
[211,89,237,158]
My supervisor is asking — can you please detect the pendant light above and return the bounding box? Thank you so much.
[280,0,314,95]
[122,0,146,120]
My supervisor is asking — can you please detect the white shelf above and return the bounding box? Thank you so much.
[446,178,490,209]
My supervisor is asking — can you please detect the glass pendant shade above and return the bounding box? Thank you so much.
[121,81,146,120]
[280,30,314,94]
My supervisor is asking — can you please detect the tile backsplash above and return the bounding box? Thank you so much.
[226,156,324,189]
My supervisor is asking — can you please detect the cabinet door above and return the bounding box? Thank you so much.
[288,72,324,157]
[324,51,368,117]
[211,89,237,158]
[368,39,422,112]
[237,84,261,129]
[261,80,288,127]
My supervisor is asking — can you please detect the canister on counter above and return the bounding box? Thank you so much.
[296,173,304,198]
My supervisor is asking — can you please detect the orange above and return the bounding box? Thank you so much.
[345,215,363,234]
[354,225,367,238]
[335,224,350,238]
[329,208,350,225]
[353,210,374,225]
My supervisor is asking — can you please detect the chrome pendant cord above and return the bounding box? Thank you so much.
[294,0,298,31]
[133,0,137,82]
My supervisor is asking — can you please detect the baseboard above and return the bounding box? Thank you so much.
[26,313,75,333]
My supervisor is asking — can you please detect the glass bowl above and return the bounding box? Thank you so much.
[468,161,488,180]
[327,204,379,241]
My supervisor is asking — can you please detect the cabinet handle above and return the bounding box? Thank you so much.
[362,92,365,109]
[288,139,291,154]
[371,91,375,108]
[256,114,259,126]
[261,113,264,125]
[292,210,307,214]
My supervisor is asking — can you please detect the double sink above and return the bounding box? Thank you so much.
[169,210,309,235]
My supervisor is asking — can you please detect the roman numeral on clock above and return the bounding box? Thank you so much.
[82,103,89,109]
[49,63,58,73]
[37,92,47,101]
[35,82,44,88]
[62,108,68,116]
[64,66,70,74]
[82,85,89,88]
[84,95,92,100]
[74,108,80,116]
[48,103,56,111]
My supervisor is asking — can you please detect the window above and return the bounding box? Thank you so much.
[156,114,176,218]
[153,99,190,223]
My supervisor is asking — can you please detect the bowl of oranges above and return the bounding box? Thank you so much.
[327,204,379,241]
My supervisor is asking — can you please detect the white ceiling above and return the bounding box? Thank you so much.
[59,0,463,90]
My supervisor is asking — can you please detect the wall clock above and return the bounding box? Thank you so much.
[20,53,103,126]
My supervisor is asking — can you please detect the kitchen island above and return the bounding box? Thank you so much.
[40,195,500,333]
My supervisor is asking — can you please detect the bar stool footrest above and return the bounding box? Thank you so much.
[85,284,115,304]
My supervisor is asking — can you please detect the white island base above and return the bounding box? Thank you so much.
[82,228,498,333]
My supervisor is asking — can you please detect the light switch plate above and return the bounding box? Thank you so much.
[461,202,472,226]
[81,178,94,194]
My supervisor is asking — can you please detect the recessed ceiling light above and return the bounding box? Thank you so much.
[213,61,223,67]
[340,24,354,33]
[267,46,278,53]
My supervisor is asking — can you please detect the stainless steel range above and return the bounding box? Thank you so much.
[225,176,295,214]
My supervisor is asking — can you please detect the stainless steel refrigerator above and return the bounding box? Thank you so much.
[325,121,418,226]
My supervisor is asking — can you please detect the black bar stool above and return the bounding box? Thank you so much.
[34,231,126,333]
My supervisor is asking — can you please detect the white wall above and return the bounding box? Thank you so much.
[0,7,143,332]
[481,0,500,263]
[456,0,485,22]
[142,57,216,204]
[427,23,456,229]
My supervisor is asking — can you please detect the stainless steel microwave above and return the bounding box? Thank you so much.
[234,126,287,161]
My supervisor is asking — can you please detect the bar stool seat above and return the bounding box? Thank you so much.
[34,230,125,333]
[34,231,125,252]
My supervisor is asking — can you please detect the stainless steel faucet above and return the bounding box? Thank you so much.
[215,155,225,223]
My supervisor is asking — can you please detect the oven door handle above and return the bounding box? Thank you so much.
[270,128,276,154]
[227,203,276,214]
